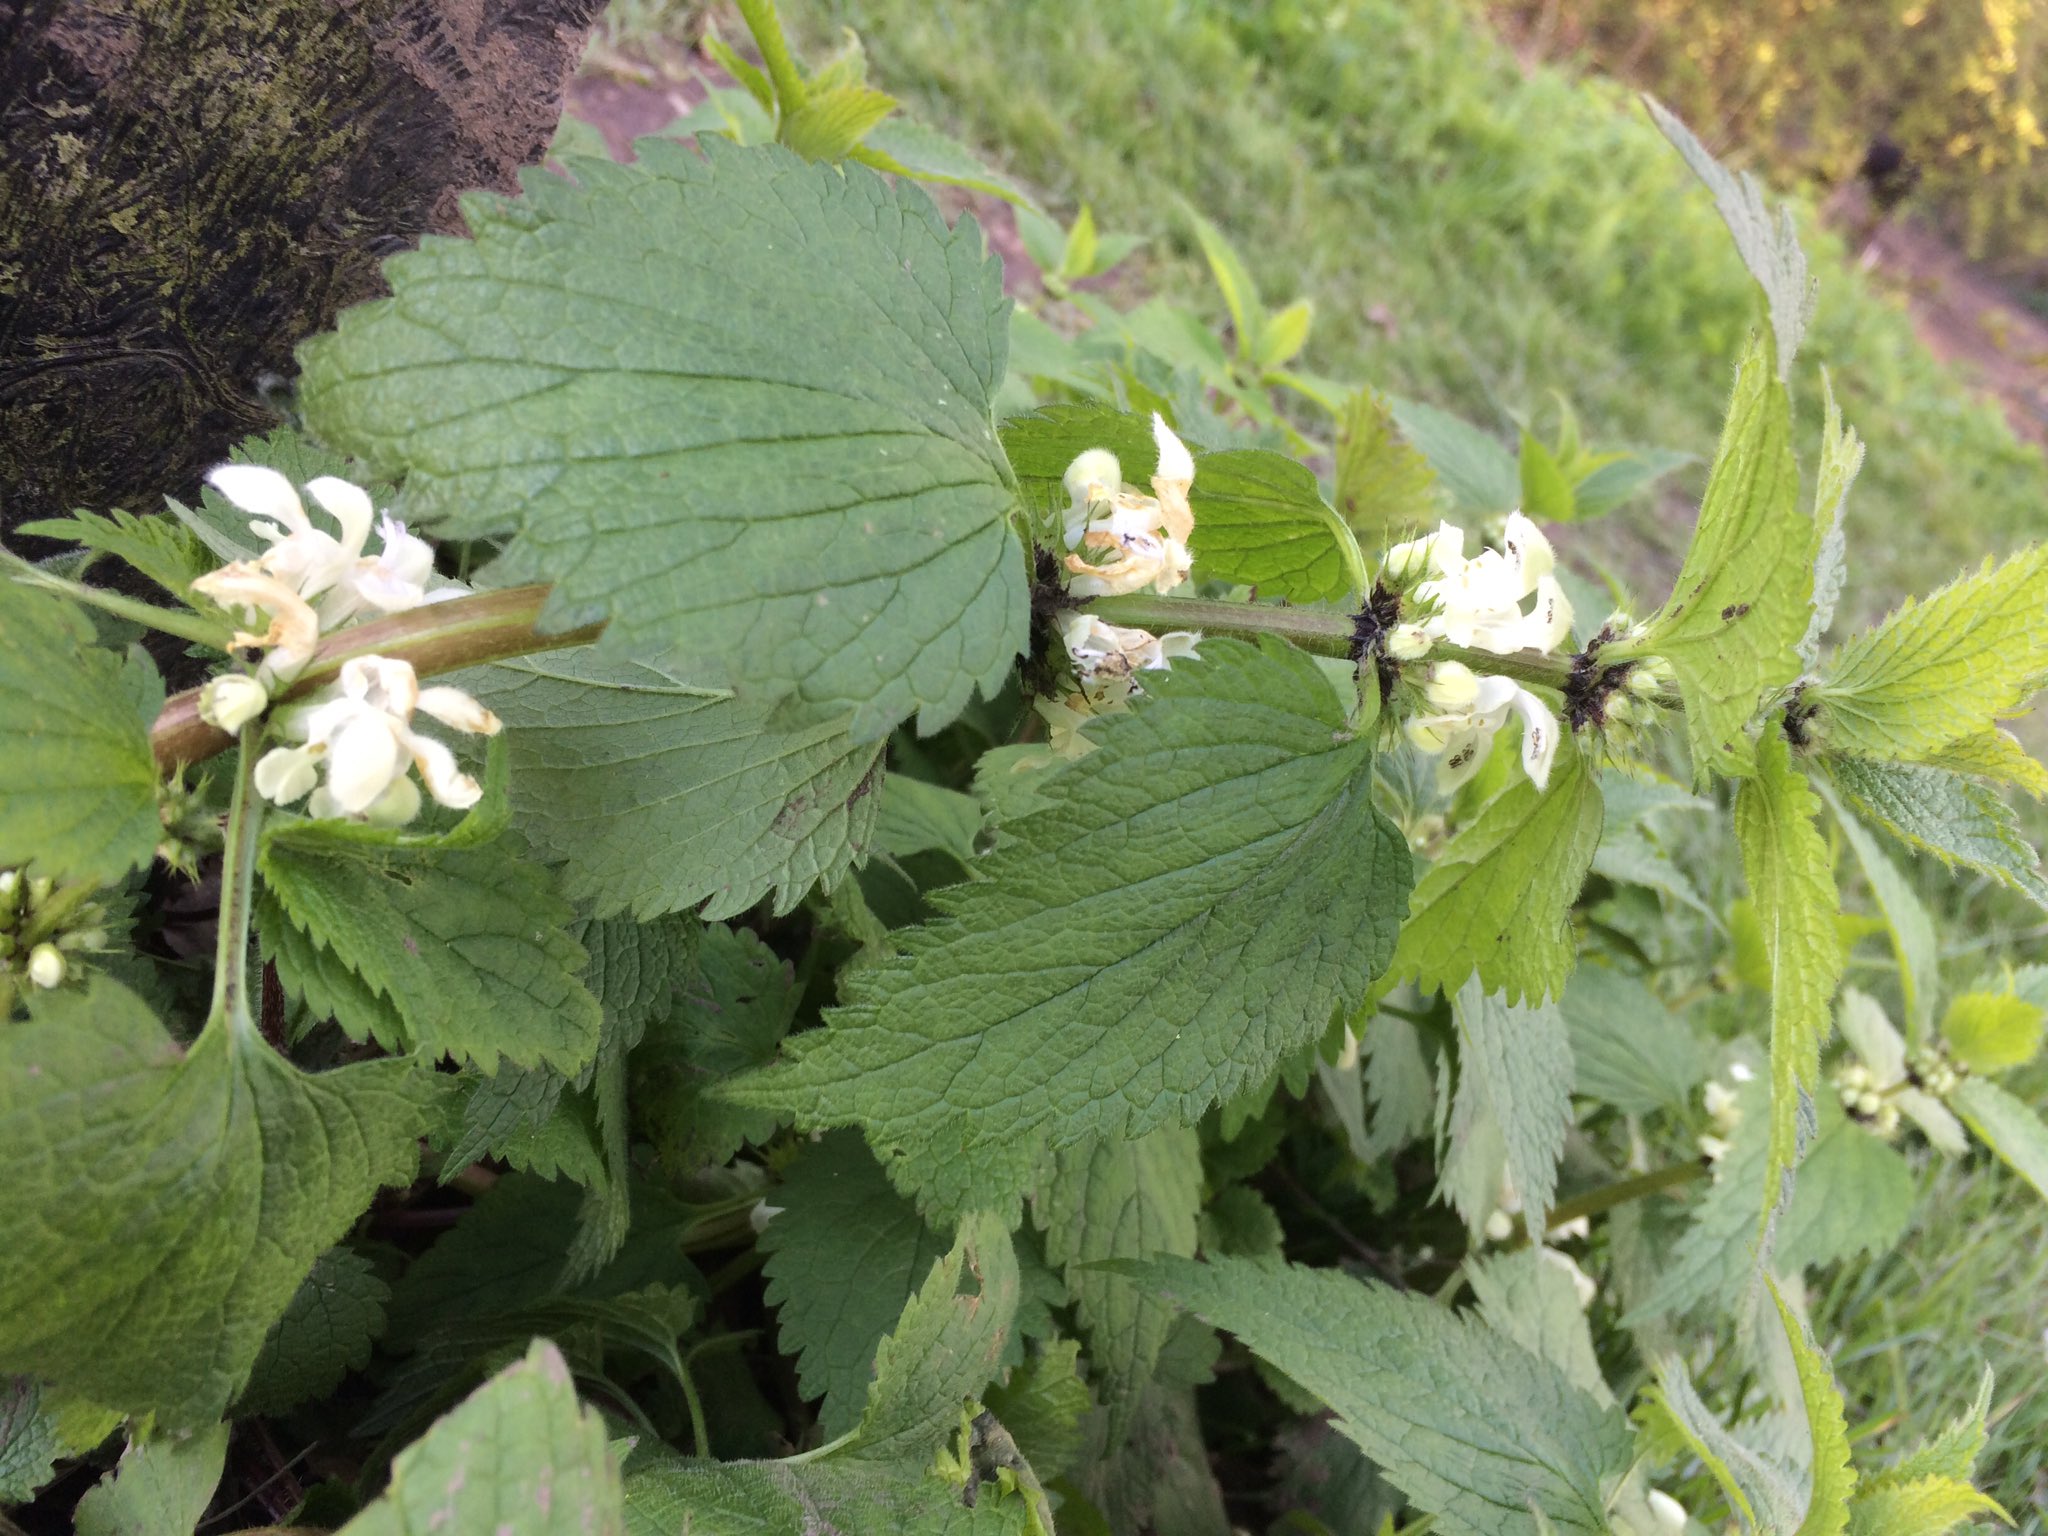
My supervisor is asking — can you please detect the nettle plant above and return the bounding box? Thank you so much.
[3,13,2047,1532]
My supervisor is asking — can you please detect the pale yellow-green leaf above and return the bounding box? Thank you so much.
[1920,728,2048,798]
[1253,298,1314,371]
[1767,1277,1855,1536]
[1940,991,2044,1074]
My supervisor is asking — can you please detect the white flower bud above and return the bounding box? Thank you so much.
[749,1200,785,1234]
[27,943,65,990]
[1727,1061,1755,1083]
[1647,1490,1688,1533]
[1483,1209,1515,1243]
[1703,1080,1739,1122]
[198,673,272,733]
[1698,1134,1731,1162]
[1386,623,1433,661]
[0,870,15,897]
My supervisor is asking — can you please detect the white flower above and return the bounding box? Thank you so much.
[1834,988,1969,1153]
[1061,414,1196,598]
[1403,660,1561,791]
[1646,1490,1688,1533]
[1547,1215,1590,1242]
[256,655,500,824]
[1727,1061,1755,1084]
[1697,1133,1731,1163]
[1061,613,1200,704]
[1394,512,1573,657]
[748,1200,785,1234]
[1703,1079,1741,1124]
[205,465,447,627]
[197,673,271,733]
[189,562,324,685]
[27,943,65,990]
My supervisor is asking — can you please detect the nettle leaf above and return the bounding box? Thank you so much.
[1952,1077,2048,1203]
[759,1133,954,1438]
[1644,1359,1805,1533]
[1823,754,2048,909]
[983,1338,1092,1481]
[1448,980,1573,1229]
[635,922,798,1173]
[260,832,603,1077]
[1940,991,2044,1074]
[1394,733,1602,1006]
[622,1449,1036,1536]
[462,649,884,921]
[1562,966,1706,1115]
[1629,332,1810,784]
[857,115,1042,210]
[726,638,1411,1221]
[874,776,984,865]
[1849,1478,2006,1536]
[299,138,1026,740]
[0,980,434,1424]
[18,506,217,605]
[1335,388,1441,547]
[1736,730,1844,1211]
[341,1340,624,1536]
[849,1210,1019,1463]
[0,581,162,886]
[1798,376,1864,666]
[998,404,1365,600]
[1817,545,2048,763]
[1769,1279,1855,1536]
[1920,727,2048,797]
[1126,1255,1634,1536]
[1033,1128,1203,1444]
[1388,397,1520,517]
[74,1422,229,1536]
[237,1246,391,1418]
[1646,96,1815,378]
[1467,1249,1612,1407]
[1821,785,1940,1035]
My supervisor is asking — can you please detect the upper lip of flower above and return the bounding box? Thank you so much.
[1060,415,1198,599]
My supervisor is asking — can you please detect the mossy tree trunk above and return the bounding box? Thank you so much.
[0,0,605,535]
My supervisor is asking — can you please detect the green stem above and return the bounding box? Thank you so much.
[4,555,231,649]
[675,1356,711,1458]
[733,0,808,115]
[1534,1160,1710,1236]
[207,728,267,1044]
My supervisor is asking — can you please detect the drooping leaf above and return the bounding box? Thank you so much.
[757,1133,953,1438]
[1033,1128,1202,1444]
[74,1422,229,1536]
[237,1246,391,1418]
[1823,754,2048,908]
[727,639,1410,1221]
[299,139,1027,740]
[1952,1076,2048,1203]
[1561,966,1706,1115]
[260,833,603,1077]
[1646,96,1815,378]
[462,649,885,921]
[849,1210,1019,1463]
[621,1448,1037,1536]
[1393,733,1602,1006]
[1735,729,1844,1211]
[1333,389,1441,548]
[0,980,434,1424]
[1817,545,2048,763]
[1630,333,1810,784]
[1125,1255,1634,1536]
[1447,979,1574,1227]
[340,1339,625,1536]
[0,580,162,885]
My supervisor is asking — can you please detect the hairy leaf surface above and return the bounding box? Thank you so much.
[1952,1077,2048,1202]
[238,1247,391,1418]
[299,139,1026,739]
[74,1423,229,1536]
[1448,980,1573,1227]
[1824,754,2048,908]
[622,1451,1034,1536]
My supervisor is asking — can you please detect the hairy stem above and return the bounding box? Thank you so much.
[733,0,808,114]
[5,555,231,649]
[1538,1160,1710,1234]
[208,729,267,1043]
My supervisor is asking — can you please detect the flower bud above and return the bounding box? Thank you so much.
[1386,623,1432,661]
[27,876,53,907]
[1062,448,1123,510]
[1647,1491,1688,1533]
[27,943,65,990]
[198,673,272,733]
[1698,1133,1731,1162]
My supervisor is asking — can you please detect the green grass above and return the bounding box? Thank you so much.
[780,0,2048,625]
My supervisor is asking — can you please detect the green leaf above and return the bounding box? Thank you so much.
[0,979,434,1424]
[1940,991,2044,1074]
[462,649,884,921]
[874,776,984,865]
[621,1449,1037,1536]
[0,1379,78,1502]
[1849,1477,2007,1536]
[984,1338,1091,1481]
[340,1339,624,1536]
[1736,729,1844,1211]
[1393,733,1602,1006]
[850,1210,1019,1462]
[857,116,1043,211]
[1561,966,1706,1114]
[237,1246,390,1418]
[726,638,1410,1221]
[1253,298,1314,371]
[1189,447,1369,602]
[1820,784,1939,1038]
[702,32,775,112]
[1646,96,1815,379]
[260,835,603,1076]
[1333,389,1441,547]
[0,581,162,886]
[1570,448,1693,520]
[1068,1378,1230,1536]
[299,140,1027,740]
[1799,375,1864,666]
[1518,429,1577,524]
[635,922,799,1173]
[1768,1277,1855,1536]
[1447,980,1574,1226]
[74,1423,229,1536]
[1387,398,1519,517]
[1126,1255,1634,1536]
[781,82,897,161]
[1183,204,1265,360]
[1920,727,2048,797]
[1823,753,2048,908]
[1867,1369,1993,1489]
[1952,1076,2048,1203]
[1642,1358,1803,1532]
[1631,333,1809,784]
[1466,1248,1612,1406]
[760,1134,953,1438]
[17,507,216,605]
[1033,1129,1202,1444]
[1817,545,2048,762]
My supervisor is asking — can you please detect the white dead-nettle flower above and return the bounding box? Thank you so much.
[255,655,500,825]
[1403,659,1561,792]
[197,672,272,733]
[1646,1490,1689,1533]
[748,1200,785,1234]
[1834,987,1967,1152]
[27,943,65,990]
[1061,414,1196,598]
[1061,613,1201,703]
[1385,513,1574,657]
[189,562,324,685]
[205,465,450,627]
